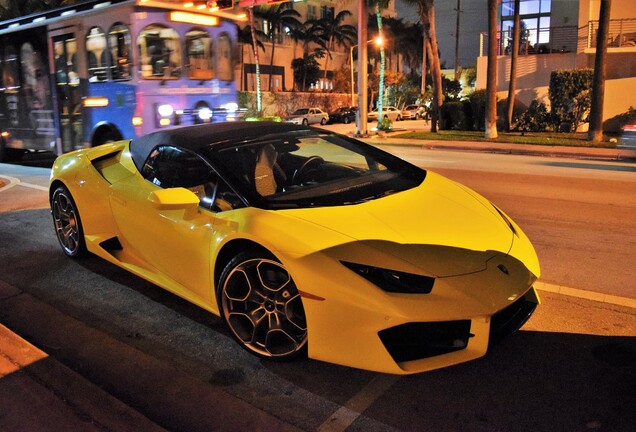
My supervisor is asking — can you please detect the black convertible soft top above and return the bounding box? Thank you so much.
[129,121,310,172]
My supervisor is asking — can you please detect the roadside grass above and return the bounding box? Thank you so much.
[391,130,619,148]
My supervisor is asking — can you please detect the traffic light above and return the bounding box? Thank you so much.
[207,0,234,9]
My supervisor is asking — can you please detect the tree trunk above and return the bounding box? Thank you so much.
[376,8,385,129]
[588,0,611,143]
[426,3,443,133]
[485,0,499,139]
[505,0,520,132]
[248,8,262,113]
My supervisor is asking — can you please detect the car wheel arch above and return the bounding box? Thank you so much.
[213,238,273,287]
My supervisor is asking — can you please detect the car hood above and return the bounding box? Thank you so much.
[274,172,517,276]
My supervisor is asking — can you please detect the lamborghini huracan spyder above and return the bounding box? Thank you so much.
[50,122,540,374]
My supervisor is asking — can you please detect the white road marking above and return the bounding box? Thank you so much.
[536,281,636,309]
[0,175,48,192]
[317,374,400,432]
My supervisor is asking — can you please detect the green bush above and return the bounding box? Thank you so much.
[440,101,468,130]
[516,100,551,132]
[549,69,593,132]
[468,90,487,131]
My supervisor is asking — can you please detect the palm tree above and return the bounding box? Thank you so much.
[254,3,301,91]
[237,24,266,92]
[485,0,498,139]
[375,4,387,129]
[1,0,75,19]
[314,10,357,82]
[505,0,520,132]
[588,0,611,143]
[287,20,326,91]
[401,0,443,132]
[247,7,262,113]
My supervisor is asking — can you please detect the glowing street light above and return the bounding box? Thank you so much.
[349,37,383,107]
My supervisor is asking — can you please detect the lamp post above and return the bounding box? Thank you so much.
[350,37,383,128]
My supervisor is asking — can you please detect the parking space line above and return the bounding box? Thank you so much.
[317,374,399,432]
[0,175,48,192]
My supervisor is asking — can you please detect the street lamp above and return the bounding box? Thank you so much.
[349,37,383,108]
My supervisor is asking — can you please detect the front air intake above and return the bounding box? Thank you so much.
[379,320,472,364]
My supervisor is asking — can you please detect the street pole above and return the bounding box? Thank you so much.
[454,0,461,81]
[350,45,357,106]
[356,0,368,136]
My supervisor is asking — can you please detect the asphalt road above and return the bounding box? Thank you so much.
[1,142,635,431]
[0,209,634,431]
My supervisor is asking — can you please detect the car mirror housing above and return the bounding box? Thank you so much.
[148,188,200,212]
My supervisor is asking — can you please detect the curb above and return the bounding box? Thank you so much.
[535,281,636,309]
[360,136,636,162]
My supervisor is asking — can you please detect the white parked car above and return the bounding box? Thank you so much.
[285,107,329,125]
[368,106,402,123]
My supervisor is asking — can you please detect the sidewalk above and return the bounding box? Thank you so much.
[361,134,636,161]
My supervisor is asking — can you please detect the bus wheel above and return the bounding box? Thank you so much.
[93,129,121,146]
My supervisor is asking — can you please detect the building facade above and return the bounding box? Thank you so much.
[237,0,396,93]
[473,0,636,127]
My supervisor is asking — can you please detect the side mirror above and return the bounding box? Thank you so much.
[148,187,199,211]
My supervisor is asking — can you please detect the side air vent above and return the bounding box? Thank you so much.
[100,237,123,253]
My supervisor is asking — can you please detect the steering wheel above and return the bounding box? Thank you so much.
[292,156,324,184]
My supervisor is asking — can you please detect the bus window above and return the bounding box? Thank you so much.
[86,27,110,82]
[108,23,132,81]
[138,24,181,79]
[3,46,19,91]
[186,28,213,80]
[3,47,19,127]
[216,32,233,82]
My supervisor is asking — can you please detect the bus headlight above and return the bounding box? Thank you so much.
[157,104,174,117]
[198,107,212,121]
[222,102,238,113]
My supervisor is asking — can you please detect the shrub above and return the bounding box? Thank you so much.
[549,69,593,132]
[440,101,468,130]
[467,90,487,131]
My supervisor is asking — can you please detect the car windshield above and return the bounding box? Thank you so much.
[204,130,426,210]
[406,105,418,110]
[293,109,309,115]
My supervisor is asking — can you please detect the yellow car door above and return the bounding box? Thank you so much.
[109,146,216,305]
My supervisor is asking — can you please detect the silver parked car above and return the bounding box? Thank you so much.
[368,106,402,123]
[285,107,329,125]
[401,104,426,120]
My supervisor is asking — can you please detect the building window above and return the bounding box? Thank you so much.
[321,6,334,20]
[501,0,552,53]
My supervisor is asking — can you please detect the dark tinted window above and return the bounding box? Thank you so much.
[141,145,241,212]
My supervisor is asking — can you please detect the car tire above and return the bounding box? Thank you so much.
[343,116,350,124]
[51,185,87,258]
[414,113,419,120]
[302,118,308,126]
[217,249,308,360]
[320,118,326,125]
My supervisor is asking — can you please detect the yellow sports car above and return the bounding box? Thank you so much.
[49,122,540,374]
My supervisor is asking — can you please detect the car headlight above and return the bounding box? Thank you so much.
[341,262,435,294]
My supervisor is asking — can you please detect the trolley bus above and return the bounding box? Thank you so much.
[0,0,246,161]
